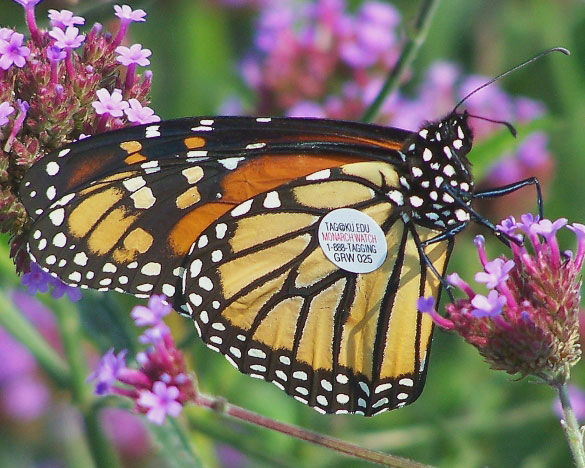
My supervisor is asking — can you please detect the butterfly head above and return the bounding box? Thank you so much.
[398,111,475,230]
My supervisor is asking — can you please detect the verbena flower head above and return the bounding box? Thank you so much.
[0,4,156,272]
[89,296,196,424]
[418,216,583,386]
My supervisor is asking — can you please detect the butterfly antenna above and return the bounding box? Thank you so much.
[452,47,570,113]
[466,114,517,137]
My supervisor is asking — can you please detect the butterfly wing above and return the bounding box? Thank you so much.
[20,117,450,415]
[181,161,452,415]
[20,117,408,304]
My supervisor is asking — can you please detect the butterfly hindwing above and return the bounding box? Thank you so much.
[180,161,451,415]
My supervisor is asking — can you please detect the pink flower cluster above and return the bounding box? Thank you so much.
[89,296,196,425]
[419,215,583,385]
[0,1,159,272]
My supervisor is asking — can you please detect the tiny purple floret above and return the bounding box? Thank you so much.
[470,290,506,318]
[114,4,147,22]
[48,9,85,29]
[137,381,182,425]
[0,32,30,69]
[0,101,15,127]
[49,26,86,49]
[21,262,51,294]
[131,295,171,327]
[124,99,160,124]
[48,276,82,302]
[115,44,152,66]
[475,258,515,289]
[92,88,129,117]
[87,349,128,395]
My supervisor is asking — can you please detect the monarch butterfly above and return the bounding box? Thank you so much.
[19,50,562,416]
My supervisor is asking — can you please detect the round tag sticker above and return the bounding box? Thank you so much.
[318,208,387,274]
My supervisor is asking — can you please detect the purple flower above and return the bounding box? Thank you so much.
[112,5,147,48]
[92,88,129,117]
[137,381,182,424]
[470,291,506,318]
[131,295,171,327]
[531,218,568,239]
[0,32,30,69]
[0,101,15,127]
[417,296,453,329]
[49,26,86,49]
[517,213,540,233]
[21,262,51,294]
[87,349,128,395]
[474,258,515,289]
[138,323,171,345]
[48,276,82,301]
[46,45,66,62]
[496,216,518,236]
[115,44,151,66]
[124,99,160,124]
[114,4,147,22]
[48,9,85,29]
[11,0,42,5]
[0,323,38,381]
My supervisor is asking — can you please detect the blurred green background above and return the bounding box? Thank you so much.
[1,1,585,467]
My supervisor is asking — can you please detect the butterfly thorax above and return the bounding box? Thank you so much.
[393,112,475,231]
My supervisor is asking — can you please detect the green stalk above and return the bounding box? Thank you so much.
[51,298,122,468]
[557,383,585,468]
[361,0,441,123]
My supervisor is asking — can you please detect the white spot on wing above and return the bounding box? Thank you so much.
[215,223,227,239]
[46,161,60,176]
[306,169,331,180]
[145,125,160,138]
[231,199,253,217]
[245,142,266,150]
[49,208,65,226]
[263,191,281,208]
[141,262,162,276]
[218,157,244,170]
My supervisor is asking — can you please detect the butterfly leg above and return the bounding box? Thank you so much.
[409,224,457,302]
[472,176,543,219]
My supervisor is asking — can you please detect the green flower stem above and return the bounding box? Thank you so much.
[0,290,70,387]
[557,383,585,468]
[51,298,122,468]
[361,0,441,123]
[194,393,434,468]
